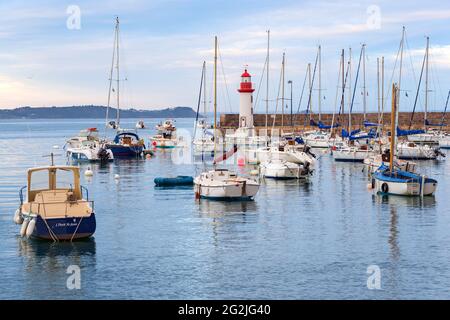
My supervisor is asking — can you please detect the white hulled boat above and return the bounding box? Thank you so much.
[65,128,113,162]
[194,37,260,201]
[260,159,312,179]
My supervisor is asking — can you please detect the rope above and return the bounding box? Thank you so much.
[41,204,59,242]
[70,217,84,242]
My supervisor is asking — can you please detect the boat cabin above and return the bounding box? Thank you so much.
[22,166,92,218]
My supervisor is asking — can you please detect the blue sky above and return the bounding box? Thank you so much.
[0,0,450,114]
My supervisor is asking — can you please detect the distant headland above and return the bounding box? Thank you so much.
[0,105,198,119]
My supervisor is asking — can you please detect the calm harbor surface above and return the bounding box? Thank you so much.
[1,118,450,299]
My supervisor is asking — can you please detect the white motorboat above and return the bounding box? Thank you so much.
[303,131,331,148]
[156,119,176,132]
[260,159,312,179]
[396,141,439,160]
[135,120,145,129]
[65,128,114,162]
[332,142,374,162]
[194,169,259,200]
[250,143,316,166]
[439,134,450,149]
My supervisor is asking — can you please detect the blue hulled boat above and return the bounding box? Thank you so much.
[14,165,96,241]
[106,131,145,158]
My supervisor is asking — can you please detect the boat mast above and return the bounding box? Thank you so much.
[397,27,405,128]
[281,52,285,127]
[363,44,367,122]
[213,36,218,159]
[390,83,398,173]
[318,45,322,122]
[105,17,118,130]
[203,62,207,117]
[193,61,206,140]
[265,30,270,132]
[377,57,380,124]
[115,17,120,129]
[381,56,385,130]
[424,36,430,130]
[348,47,352,133]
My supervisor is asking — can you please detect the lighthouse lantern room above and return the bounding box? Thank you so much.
[237,68,255,130]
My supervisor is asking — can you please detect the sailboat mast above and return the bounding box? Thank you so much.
[341,49,345,117]
[318,45,322,121]
[281,52,285,127]
[265,30,270,131]
[105,18,118,130]
[381,56,385,129]
[377,57,380,124]
[363,44,367,122]
[424,36,430,129]
[203,62,207,116]
[390,83,398,172]
[115,17,120,129]
[348,47,352,132]
[213,36,218,157]
[397,27,405,128]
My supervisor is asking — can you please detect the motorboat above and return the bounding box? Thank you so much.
[106,130,145,158]
[135,120,145,129]
[14,163,96,241]
[260,159,312,179]
[65,128,113,162]
[194,169,259,200]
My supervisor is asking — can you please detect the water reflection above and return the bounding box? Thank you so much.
[372,194,437,208]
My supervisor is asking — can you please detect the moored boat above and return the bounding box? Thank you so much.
[15,162,96,241]
[65,128,114,162]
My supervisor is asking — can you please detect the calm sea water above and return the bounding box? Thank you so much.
[0,118,449,299]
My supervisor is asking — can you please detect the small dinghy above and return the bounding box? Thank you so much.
[154,176,194,187]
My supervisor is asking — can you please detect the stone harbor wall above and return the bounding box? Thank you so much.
[219,112,449,133]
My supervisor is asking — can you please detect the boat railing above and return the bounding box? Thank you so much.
[19,186,27,205]
[81,185,89,200]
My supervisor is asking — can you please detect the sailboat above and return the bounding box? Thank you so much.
[194,37,260,201]
[333,45,376,162]
[390,31,444,160]
[372,84,437,196]
[104,17,145,158]
[192,61,222,154]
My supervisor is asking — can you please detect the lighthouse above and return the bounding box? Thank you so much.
[237,68,255,131]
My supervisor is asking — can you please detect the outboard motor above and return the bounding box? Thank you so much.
[304,145,316,159]
[97,147,110,162]
[435,148,446,158]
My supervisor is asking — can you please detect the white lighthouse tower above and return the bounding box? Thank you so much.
[237,68,255,134]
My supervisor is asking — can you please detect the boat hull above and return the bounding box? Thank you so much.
[31,213,96,241]
[194,182,259,201]
[333,149,373,162]
[106,145,143,158]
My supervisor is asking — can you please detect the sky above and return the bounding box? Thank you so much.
[0,0,450,114]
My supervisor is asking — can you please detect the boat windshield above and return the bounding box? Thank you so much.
[55,168,76,189]
[30,169,49,191]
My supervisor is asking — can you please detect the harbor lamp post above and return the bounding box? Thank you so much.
[288,80,293,127]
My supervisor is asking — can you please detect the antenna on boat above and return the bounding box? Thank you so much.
[43,153,61,166]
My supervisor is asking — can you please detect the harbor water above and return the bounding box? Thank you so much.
[0,118,449,299]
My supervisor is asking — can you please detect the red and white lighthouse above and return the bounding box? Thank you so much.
[237,68,255,130]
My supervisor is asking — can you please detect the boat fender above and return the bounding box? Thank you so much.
[26,218,36,238]
[20,218,29,237]
[14,209,23,225]
[85,168,94,177]
[381,182,389,193]
[114,174,120,180]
